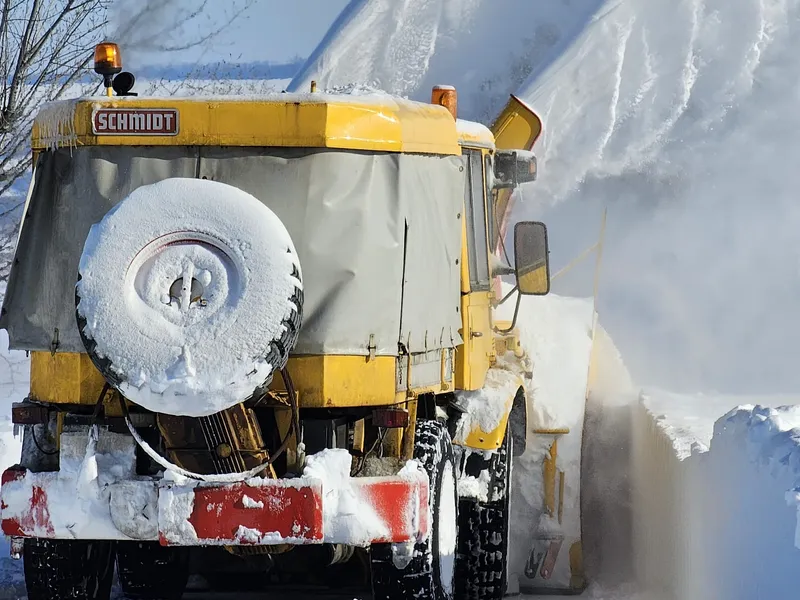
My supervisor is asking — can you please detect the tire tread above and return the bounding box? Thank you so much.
[371,419,457,600]
[23,538,114,600]
[455,431,511,600]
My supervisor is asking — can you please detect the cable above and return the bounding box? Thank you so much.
[30,425,58,456]
[118,373,300,483]
[90,382,110,427]
[119,393,272,483]
[352,427,386,476]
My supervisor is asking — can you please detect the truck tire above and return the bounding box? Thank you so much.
[455,427,513,600]
[371,420,458,600]
[23,538,114,600]
[75,177,303,418]
[117,542,190,600]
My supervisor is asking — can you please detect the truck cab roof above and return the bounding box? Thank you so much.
[32,92,495,154]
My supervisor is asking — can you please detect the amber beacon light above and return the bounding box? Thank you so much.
[94,42,122,96]
[431,85,458,120]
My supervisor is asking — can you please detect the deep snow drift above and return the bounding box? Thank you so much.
[634,393,800,600]
[294,0,800,396]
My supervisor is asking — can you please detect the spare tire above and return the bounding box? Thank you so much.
[76,177,303,418]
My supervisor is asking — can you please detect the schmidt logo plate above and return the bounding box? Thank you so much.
[92,108,179,136]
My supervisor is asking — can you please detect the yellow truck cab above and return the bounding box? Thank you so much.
[0,43,553,600]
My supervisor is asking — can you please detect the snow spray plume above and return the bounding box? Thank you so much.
[107,0,253,65]
[515,0,800,396]
[507,0,800,595]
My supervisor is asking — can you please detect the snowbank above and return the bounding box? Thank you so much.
[633,393,800,599]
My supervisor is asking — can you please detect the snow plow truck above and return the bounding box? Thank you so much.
[0,42,574,600]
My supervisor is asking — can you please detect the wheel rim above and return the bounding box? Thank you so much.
[437,461,457,595]
[125,231,245,344]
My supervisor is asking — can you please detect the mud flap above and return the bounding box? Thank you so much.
[525,533,564,581]
[519,535,586,595]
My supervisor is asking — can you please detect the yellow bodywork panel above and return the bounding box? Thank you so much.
[490,94,543,151]
[460,411,509,451]
[272,354,452,408]
[270,355,398,408]
[455,291,494,391]
[32,96,462,155]
[30,352,105,405]
[452,369,524,451]
[29,352,448,410]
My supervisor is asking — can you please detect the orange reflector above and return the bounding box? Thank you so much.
[431,85,457,120]
[94,42,122,76]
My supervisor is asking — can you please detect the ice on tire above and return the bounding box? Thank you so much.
[76,177,302,417]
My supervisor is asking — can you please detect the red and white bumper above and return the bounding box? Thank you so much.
[0,464,429,547]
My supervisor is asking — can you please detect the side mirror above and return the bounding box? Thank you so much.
[493,149,537,189]
[514,221,550,295]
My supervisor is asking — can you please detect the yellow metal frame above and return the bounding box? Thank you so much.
[30,352,105,405]
[490,94,543,151]
[32,96,462,155]
[270,355,398,408]
[452,370,525,452]
[30,351,453,410]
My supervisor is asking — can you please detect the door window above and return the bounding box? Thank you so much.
[463,149,490,291]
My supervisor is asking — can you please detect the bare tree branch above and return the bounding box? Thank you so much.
[0,0,255,281]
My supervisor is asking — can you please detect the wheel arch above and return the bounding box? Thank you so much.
[451,373,527,453]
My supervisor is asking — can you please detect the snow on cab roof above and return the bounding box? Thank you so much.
[31,90,465,155]
[456,118,495,149]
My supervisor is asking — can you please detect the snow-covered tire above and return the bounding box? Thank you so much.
[116,542,190,599]
[455,427,513,600]
[23,538,114,600]
[75,177,303,418]
[371,419,458,600]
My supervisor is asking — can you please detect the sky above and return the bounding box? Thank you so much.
[117,0,350,66]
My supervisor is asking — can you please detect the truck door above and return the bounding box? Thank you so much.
[456,148,494,390]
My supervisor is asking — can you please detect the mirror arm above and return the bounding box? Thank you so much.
[498,284,518,305]
[495,291,521,334]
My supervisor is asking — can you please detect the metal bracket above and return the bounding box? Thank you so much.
[49,328,59,356]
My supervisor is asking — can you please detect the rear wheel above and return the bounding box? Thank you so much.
[371,419,458,600]
[456,427,513,600]
[117,541,190,600]
[23,538,114,600]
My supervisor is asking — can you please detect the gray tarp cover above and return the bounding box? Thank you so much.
[1,146,465,356]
